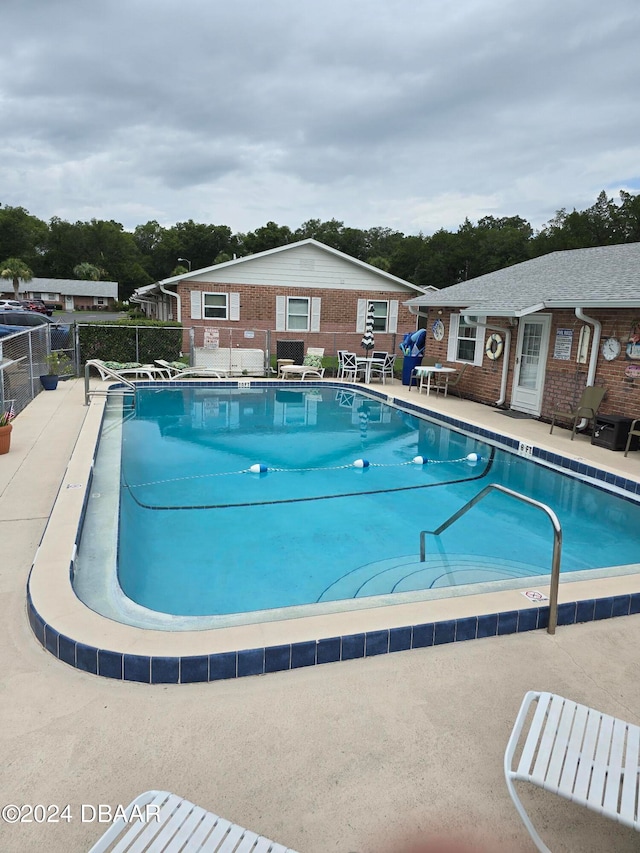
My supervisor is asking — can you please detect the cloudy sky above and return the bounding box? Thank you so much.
[2,0,639,237]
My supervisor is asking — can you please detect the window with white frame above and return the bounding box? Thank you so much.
[447,314,486,365]
[287,297,309,331]
[203,292,228,319]
[369,300,389,332]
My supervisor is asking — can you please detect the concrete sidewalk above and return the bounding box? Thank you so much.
[2,379,640,852]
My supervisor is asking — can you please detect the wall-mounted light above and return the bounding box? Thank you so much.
[437,309,443,315]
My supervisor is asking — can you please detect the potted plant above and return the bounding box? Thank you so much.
[0,402,15,454]
[40,352,73,390]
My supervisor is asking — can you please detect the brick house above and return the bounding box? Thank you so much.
[405,242,640,422]
[1,277,118,311]
[132,239,427,362]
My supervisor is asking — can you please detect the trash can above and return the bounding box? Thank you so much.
[402,355,423,386]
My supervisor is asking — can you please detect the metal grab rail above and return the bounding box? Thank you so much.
[419,483,562,634]
[84,361,136,405]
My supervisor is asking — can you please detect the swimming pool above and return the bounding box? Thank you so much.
[73,384,640,627]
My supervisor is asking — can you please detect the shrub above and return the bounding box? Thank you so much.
[78,319,183,364]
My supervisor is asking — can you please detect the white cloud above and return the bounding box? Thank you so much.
[1,0,639,235]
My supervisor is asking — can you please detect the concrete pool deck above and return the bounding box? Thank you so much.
[2,376,640,852]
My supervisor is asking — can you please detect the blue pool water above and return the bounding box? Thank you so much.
[102,385,640,618]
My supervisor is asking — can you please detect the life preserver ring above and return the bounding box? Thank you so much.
[485,333,504,360]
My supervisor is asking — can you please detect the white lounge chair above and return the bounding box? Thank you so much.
[88,790,299,852]
[168,367,226,379]
[154,359,189,376]
[86,359,168,381]
[155,359,227,380]
[279,347,325,380]
[505,690,640,852]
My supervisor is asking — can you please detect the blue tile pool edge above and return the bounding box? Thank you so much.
[27,588,640,683]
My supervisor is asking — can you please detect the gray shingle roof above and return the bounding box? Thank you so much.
[18,277,118,298]
[406,242,640,315]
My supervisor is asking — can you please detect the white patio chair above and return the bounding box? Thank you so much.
[368,353,396,384]
[88,790,299,852]
[337,351,358,381]
[505,690,640,852]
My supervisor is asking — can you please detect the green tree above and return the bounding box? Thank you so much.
[42,217,86,278]
[0,206,47,273]
[364,226,405,263]
[73,262,106,280]
[241,221,294,255]
[618,190,640,241]
[0,257,33,298]
[532,190,636,255]
[172,220,234,269]
[367,256,391,271]
[389,234,431,285]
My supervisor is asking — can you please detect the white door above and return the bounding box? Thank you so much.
[64,295,74,311]
[511,314,551,415]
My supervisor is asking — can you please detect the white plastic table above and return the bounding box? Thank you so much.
[355,356,385,383]
[413,365,457,396]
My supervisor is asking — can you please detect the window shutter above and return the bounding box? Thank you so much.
[229,293,240,321]
[190,291,202,320]
[356,299,367,333]
[446,314,458,362]
[310,297,321,332]
[388,300,398,333]
[276,296,286,331]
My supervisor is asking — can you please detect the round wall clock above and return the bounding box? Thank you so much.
[602,337,621,361]
[432,319,445,341]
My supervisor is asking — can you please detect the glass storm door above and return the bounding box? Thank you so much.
[511,314,551,415]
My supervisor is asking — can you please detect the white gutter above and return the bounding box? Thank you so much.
[464,314,512,408]
[407,303,431,331]
[574,307,602,430]
[159,282,181,323]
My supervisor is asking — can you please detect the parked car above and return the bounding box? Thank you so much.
[0,309,72,349]
[20,298,53,316]
[0,298,25,310]
[0,323,26,339]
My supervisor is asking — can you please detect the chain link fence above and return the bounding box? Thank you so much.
[76,324,183,365]
[1,321,403,417]
[0,326,50,416]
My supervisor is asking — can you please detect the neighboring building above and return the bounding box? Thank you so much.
[132,239,428,357]
[405,242,640,420]
[0,277,118,311]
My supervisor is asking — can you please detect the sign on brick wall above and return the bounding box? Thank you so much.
[553,328,573,360]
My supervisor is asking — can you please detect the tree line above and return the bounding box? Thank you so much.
[1,189,638,301]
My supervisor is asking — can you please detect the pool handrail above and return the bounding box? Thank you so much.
[419,482,562,634]
[84,360,136,405]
